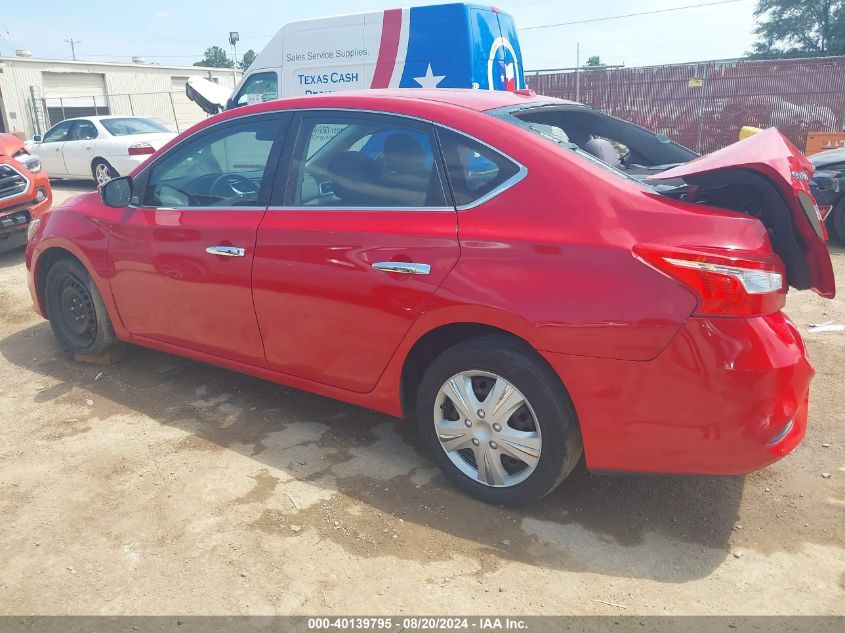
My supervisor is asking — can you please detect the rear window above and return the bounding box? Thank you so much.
[102,118,171,136]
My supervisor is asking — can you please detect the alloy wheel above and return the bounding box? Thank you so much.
[433,370,541,487]
[95,163,112,185]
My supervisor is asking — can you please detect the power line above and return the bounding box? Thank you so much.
[519,0,747,31]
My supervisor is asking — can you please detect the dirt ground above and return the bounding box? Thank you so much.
[0,182,843,616]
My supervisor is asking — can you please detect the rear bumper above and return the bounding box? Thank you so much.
[544,312,811,475]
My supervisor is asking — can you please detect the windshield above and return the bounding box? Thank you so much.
[101,118,171,136]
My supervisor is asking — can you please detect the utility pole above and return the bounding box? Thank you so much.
[64,38,80,61]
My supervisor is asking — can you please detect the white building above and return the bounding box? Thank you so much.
[0,53,241,139]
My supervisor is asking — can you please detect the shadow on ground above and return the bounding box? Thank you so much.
[1,321,752,583]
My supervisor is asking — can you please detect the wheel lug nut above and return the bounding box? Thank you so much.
[471,438,480,446]
[464,419,472,428]
[489,441,498,449]
[493,423,502,432]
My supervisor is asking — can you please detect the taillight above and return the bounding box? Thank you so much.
[128,143,155,156]
[634,245,786,317]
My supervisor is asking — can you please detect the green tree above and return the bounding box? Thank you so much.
[194,45,233,68]
[750,0,845,58]
[583,55,607,69]
[239,49,257,71]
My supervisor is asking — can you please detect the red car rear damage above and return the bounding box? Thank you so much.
[24,90,835,504]
[0,134,52,253]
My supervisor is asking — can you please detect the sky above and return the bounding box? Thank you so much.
[0,0,759,70]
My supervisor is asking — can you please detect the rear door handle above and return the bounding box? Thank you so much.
[372,262,430,275]
[206,245,246,257]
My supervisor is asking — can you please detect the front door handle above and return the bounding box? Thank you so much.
[372,262,431,275]
[206,245,245,257]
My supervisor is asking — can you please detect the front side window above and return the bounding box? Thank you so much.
[234,72,279,107]
[102,118,171,136]
[436,127,520,206]
[71,120,98,141]
[289,114,447,208]
[42,121,74,143]
[144,117,282,208]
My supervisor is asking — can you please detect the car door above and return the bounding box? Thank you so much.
[108,113,290,367]
[36,121,74,176]
[62,119,98,177]
[252,111,459,393]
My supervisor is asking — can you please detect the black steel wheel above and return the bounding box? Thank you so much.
[45,257,116,354]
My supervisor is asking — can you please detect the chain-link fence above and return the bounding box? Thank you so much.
[528,56,845,154]
[28,91,205,136]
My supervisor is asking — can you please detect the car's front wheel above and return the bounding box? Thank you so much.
[45,257,116,355]
[416,336,582,505]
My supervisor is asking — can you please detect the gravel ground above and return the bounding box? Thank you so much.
[0,182,842,615]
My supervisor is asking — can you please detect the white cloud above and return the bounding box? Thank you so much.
[153,10,170,19]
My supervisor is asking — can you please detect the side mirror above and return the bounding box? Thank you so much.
[32,135,42,143]
[99,176,134,208]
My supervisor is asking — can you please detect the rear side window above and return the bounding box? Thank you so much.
[71,120,98,141]
[436,127,520,207]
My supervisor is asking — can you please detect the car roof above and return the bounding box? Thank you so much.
[57,115,151,123]
[186,89,582,141]
[810,147,845,166]
[284,88,570,111]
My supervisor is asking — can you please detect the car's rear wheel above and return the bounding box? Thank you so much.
[92,159,117,186]
[45,257,116,355]
[416,336,582,505]
[830,198,845,244]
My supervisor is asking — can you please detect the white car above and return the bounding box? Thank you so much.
[31,116,176,184]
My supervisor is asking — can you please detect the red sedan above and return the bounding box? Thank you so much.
[25,90,835,504]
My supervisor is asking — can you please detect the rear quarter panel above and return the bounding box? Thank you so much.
[417,114,774,362]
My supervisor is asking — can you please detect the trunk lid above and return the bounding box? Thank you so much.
[649,128,835,298]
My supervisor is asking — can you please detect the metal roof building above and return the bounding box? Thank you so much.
[0,53,241,139]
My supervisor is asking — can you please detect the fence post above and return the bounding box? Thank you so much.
[695,66,709,153]
[93,95,99,116]
[129,94,135,116]
[60,98,66,122]
[169,92,180,132]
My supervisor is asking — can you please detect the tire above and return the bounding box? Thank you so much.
[416,335,582,505]
[45,257,116,355]
[829,198,845,244]
[92,159,117,186]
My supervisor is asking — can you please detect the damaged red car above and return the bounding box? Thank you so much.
[0,134,52,253]
[25,90,835,504]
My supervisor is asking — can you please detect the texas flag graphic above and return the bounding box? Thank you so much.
[367,4,523,92]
